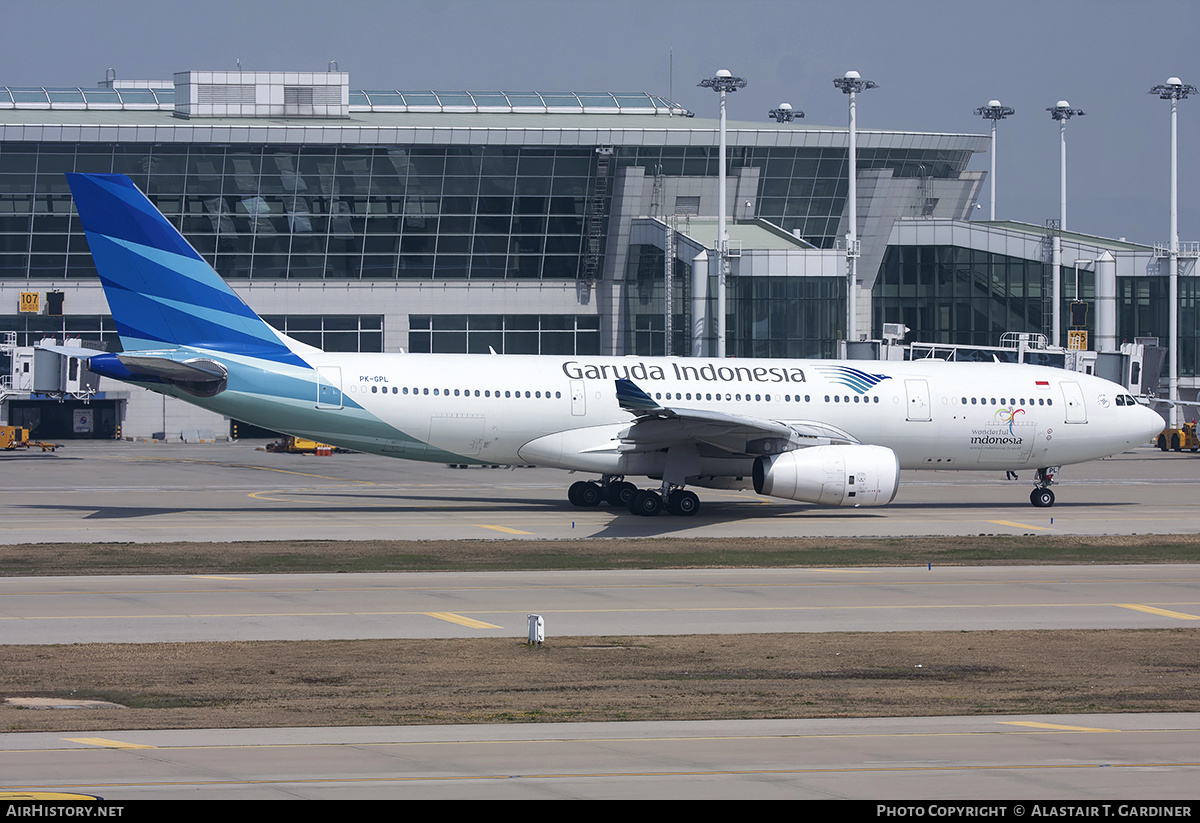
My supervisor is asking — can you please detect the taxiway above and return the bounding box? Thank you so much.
[1,441,1198,543]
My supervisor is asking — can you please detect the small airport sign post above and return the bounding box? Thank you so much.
[527,614,544,646]
[19,292,39,313]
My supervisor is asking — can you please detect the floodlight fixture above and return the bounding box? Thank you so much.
[1047,100,1085,121]
[975,100,1015,121]
[698,68,747,94]
[832,70,877,95]
[1149,77,1197,100]
[975,100,1015,220]
[768,102,804,122]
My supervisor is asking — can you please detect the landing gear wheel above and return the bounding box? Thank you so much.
[628,489,663,516]
[667,489,700,516]
[605,481,637,507]
[568,480,602,507]
[1030,488,1055,508]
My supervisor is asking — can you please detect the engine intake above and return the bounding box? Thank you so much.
[753,444,900,507]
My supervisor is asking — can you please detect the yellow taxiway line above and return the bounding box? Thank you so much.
[986,520,1051,531]
[998,721,1120,732]
[476,524,533,534]
[423,612,503,629]
[1116,603,1200,620]
[63,737,156,749]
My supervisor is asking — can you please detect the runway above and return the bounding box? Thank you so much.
[2,714,1197,800]
[1,441,1199,543]
[2,565,1199,644]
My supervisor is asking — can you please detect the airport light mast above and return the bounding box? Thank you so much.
[974,100,1015,220]
[699,69,746,358]
[1047,101,1085,347]
[833,71,877,345]
[768,102,804,123]
[1150,77,1195,427]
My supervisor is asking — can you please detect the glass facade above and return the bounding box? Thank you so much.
[0,86,174,110]
[871,245,1200,371]
[0,312,117,349]
[259,315,383,353]
[617,146,972,248]
[623,244,692,356]
[348,90,685,115]
[0,313,381,354]
[0,142,600,283]
[1118,276,1200,379]
[0,140,977,285]
[1062,268,1096,349]
[873,246,1051,347]
[11,133,1180,374]
[728,277,845,360]
[408,314,600,355]
[622,244,845,359]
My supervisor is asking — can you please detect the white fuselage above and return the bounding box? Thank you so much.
[257,353,1162,480]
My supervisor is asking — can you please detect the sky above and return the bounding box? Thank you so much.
[4,0,1199,246]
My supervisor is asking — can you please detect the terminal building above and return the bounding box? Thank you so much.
[0,70,1193,439]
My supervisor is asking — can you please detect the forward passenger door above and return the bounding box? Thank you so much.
[1060,381,1087,423]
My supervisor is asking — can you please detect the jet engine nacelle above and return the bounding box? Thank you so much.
[753,444,900,507]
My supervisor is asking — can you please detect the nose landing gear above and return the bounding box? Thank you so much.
[1030,487,1055,507]
[1029,467,1059,507]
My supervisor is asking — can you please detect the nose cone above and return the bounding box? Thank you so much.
[1137,404,1166,444]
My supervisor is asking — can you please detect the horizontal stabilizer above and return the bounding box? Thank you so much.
[88,352,229,398]
[116,355,227,383]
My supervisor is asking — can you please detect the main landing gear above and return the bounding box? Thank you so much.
[629,485,700,517]
[568,477,700,517]
[1029,466,1059,508]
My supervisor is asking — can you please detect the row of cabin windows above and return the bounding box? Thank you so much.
[360,386,1130,408]
[962,396,1053,407]
[655,390,882,405]
[367,385,562,399]
[362,384,891,405]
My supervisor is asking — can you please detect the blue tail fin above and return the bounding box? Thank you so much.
[66,173,307,365]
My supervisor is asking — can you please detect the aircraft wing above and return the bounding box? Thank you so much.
[614,378,858,457]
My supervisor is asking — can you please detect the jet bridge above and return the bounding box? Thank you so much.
[843,329,1161,397]
[1,336,122,439]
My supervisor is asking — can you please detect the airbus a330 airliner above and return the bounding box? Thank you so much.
[65,173,1165,516]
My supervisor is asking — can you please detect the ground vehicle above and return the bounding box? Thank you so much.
[1157,422,1199,452]
[0,425,59,451]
